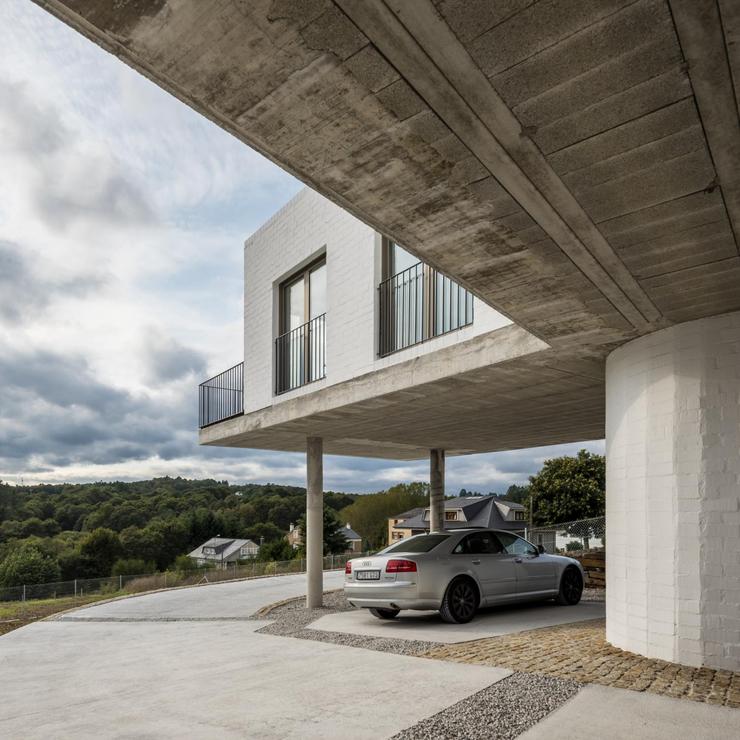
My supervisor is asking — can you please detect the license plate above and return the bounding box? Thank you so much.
[356,570,380,581]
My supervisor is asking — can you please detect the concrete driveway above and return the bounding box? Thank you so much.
[0,574,508,739]
[1,576,737,739]
[309,600,605,643]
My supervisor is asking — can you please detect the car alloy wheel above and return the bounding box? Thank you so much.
[557,567,583,605]
[441,578,478,623]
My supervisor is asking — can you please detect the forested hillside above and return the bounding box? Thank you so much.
[0,477,356,584]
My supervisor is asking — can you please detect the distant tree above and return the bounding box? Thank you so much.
[78,528,123,577]
[173,554,200,572]
[338,482,430,549]
[296,507,347,556]
[111,558,155,577]
[458,488,468,497]
[245,522,283,545]
[119,526,166,566]
[258,538,296,563]
[528,450,605,526]
[0,546,61,587]
[502,484,530,505]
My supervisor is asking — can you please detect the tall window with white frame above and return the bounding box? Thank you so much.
[276,257,327,394]
[378,238,474,356]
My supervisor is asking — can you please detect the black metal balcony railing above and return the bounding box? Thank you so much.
[378,262,474,357]
[198,362,243,428]
[275,313,326,395]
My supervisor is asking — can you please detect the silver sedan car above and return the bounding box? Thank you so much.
[344,529,584,623]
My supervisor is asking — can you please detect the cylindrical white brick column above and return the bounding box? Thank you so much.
[606,310,740,671]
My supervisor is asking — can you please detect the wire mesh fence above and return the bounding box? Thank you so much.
[525,516,605,554]
[0,552,364,604]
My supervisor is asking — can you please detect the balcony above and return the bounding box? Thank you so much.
[275,313,326,394]
[378,262,474,357]
[198,362,243,428]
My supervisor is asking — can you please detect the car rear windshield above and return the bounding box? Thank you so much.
[382,534,450,554]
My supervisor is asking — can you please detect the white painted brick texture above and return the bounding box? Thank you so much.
[244,188,510,413]
[606,310,740,671]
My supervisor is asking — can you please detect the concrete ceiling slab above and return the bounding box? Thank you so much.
[32,0,740,454]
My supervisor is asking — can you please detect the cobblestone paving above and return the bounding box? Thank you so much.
[422,618,740,708]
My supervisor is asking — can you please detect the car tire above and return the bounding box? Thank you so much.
[439,577,479,624]
[369,607,400,620]
[556,566,583,605]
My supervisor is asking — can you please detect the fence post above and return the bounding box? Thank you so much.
[74,579,78,598]
[22,584,26,602]
[164,572,167,588]
[119,575,122,591]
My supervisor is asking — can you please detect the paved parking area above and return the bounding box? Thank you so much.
[0,574,506,740]
[518,684,740,740]
[1,576,737,739]
[57,571,346,620]
[309,600,605,643]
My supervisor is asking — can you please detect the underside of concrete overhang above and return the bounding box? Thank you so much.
[35,0,740,354]
[36,0,740,455]
[199,325,605,459]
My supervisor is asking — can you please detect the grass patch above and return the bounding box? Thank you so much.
[0,594,121,637]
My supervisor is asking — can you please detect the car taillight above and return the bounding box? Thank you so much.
[386,559,417,573]
[345,561,352,575]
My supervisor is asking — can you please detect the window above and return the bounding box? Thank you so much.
[453,532,504,555]
[381,533,450,554]
[378,238,474,356]
[276,256,326,393]
[496,532,538,557]
[445,511,459,521]
[515,511,526,521]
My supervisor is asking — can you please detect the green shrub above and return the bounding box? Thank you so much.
[565,540,583,552]
[111,558,155,577]
[0,546,61,587]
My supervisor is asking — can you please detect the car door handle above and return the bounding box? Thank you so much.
[514,557,523,563]
[472,559,481,565]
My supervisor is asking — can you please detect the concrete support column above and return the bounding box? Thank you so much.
[306,436,323,609]
[606,311,740,671]
[430,449,445,533]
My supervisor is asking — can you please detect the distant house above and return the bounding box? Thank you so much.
[387,495,526,545]
[342,523,363,553]
[188,537,259,567]
[286,522,363,553]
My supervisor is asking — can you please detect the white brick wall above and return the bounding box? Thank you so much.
[244,188,510,413]
[605,310,740,670]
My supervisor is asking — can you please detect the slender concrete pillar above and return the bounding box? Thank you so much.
[606,311,740,671]
[429,449,445,533]
[306,436,323,609]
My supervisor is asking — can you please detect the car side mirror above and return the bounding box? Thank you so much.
[537,544,545,554]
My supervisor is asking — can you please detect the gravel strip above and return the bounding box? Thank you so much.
[391,672,581,740]
[253,589,605,658]
[580,588,605,602]
[253,589,440,655]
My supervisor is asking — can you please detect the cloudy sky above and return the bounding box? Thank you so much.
[0,1,603,493]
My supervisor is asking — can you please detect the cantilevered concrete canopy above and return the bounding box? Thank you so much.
[200,325,606,459]
[34,0,740,357]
